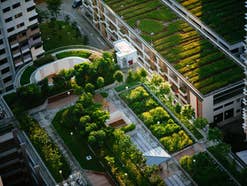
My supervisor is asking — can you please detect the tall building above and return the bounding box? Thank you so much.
[243,1,247,139]
[0,0,44,93]
[81,0,244,125]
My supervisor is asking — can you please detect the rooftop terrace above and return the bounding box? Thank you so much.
[104,0,243,95]
[176,0,245,44]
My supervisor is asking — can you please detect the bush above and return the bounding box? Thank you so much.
[33,54,55,67]
[121,123,136,133]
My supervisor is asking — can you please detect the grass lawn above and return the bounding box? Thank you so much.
[53,111,104,172]
[139,19,164,34]
[40,20,86,51]
[20,66,37,85]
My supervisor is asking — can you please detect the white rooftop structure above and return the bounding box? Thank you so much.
[113,39,137,68]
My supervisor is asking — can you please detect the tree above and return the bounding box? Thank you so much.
[85,83,95,93]
[175,103,181,114]
[97,76,104,88]
[193,117,208,129]
[159,82,170,95]
[137,68,147,81]
[113,70,124,83]
[46,0,62,18]
[151,73,163,87]
[208,127,223,141]
[181,105,195,119]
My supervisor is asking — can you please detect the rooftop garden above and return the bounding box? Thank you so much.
[53,93,164,185]
[175,0,245,44]
[120,85,193,153]
[104,0,243,95]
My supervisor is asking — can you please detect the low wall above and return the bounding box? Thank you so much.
[31,57,89,83]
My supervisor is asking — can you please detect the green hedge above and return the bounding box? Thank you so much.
[56,50,91,59]
[33,54,55,67]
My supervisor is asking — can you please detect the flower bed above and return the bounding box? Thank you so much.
[120,86,193,153]
[105,0,243,95]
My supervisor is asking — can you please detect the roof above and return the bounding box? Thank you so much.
[105,0,243,95]
[131,132,171,165]
[113,39,137,57]
[236,150,247,165]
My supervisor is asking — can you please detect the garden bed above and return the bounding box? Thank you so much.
[120,85,193,153]
[18,115,71,182]
[105,0,243,95]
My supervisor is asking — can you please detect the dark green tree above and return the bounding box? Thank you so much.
[113,70,124,83]
[46,0,62,18]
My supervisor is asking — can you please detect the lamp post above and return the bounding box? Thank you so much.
[70,131,73,136]
[59,169,63,180]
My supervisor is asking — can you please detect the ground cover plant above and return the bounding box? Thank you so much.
[52,92,164,185]
[40,20,86,51]
[120,85,193,153]
[104,0,243,94]
[175,0,244,44]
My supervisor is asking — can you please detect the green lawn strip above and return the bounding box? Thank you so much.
[114,81,140,92]
[53,111,104,171]
[138,19,164,34]
[20,66,37,85]
[56,50,92,59]
[40,20,85,51]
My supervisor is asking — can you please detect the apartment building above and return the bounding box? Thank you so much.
[0,0,44,93]
[81,0,244,125]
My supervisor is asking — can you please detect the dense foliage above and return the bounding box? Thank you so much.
[18,114,70,182]
[121,86,193,153]
[180,152,236,186]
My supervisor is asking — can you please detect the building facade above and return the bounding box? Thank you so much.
[81,0,244,125]
[0,0,44,93]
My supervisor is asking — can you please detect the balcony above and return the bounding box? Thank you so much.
[9,40,19,48]
[12,49,21,58]
[23,54,32,63]
[21,45,30,54]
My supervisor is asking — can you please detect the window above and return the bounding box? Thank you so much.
[16,22,24,28]
[0,58,7,65]
[3,7,10,13]
[25,0,31,1]
[6,85,13,91]
[1,67,9,74]
[0,49,5,55]
[224,109,234,120]
[224,101,233,107]
[3,76,12,83]
[5,17,12,23]
[15,13,22,19]
[0,39,3,45]
[7,27,14,33]
[12,3,21,9]
[214,113,223,123]
[213,106,223,112]
[27,6,35,12]
[29,15,38,22]
[0,0,7,2]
